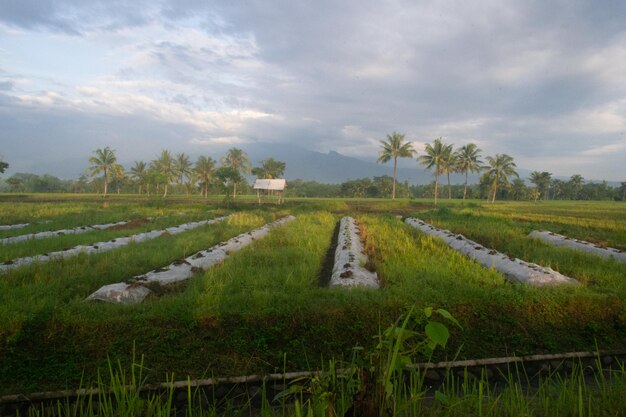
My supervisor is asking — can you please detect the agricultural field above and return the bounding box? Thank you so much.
[0,195,625,397]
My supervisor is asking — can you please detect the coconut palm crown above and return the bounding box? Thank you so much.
[377,132,416,199]
[88,147,117,197]
[455,143,483,200]
[418,138,453,204]
[483,153,518,203]
[221,148,251,198]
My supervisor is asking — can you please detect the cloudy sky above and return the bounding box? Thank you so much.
[0,0,625,180]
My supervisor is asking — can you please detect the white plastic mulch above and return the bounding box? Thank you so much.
[0,221,132,245]
[0,223,30,231]
[329,216,379,289]
[529,230,626,263]
[0,216,229,273]
[405,218,578,286]
[86,215,296,304]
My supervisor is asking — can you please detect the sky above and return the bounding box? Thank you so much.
[0,0,625,181]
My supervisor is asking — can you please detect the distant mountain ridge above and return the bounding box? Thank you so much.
[244,142,483,185]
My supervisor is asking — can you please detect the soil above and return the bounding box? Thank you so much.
[109,217,151,230]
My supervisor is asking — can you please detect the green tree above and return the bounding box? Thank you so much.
[510,178,528,200]
[529,171,552,200]
[568,174,585,200]
[153,150,177,197]
[251,158,286,179]
[88,147,117,197]
[377,132,416,199]
[214,166,244,199]
[195,156,216,198]
[129,161,147,194]
[174,153,193,197]
[418,138,452,204]
[0,159,8,174]
[483,154,518,203]
[441,149,457,199]
[454,143,483,200]
[220,148,251,198]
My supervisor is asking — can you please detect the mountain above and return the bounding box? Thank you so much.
[243,142,435,184]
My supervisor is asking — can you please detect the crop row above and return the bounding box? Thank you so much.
[0,201,625,395]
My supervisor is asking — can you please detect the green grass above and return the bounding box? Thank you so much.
[0,196,625,397]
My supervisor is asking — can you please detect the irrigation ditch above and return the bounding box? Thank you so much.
[2,350,625,416]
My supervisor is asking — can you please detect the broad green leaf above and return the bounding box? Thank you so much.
[425,321,449,348]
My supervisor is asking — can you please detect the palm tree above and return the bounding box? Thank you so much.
[377,132,416,199]
[195,156,216,198]
[441,150,457,199]
[174,153,193,196]
[154,150,176,197]
[220,148,251,198]
[455,143,482,200]
[418,138,452,204]
[569,174,584,200]
[129,161,147,194]
[529,171,552,200]
[88,147,117,197]
[483,153,518,203]
[251,158,286,179]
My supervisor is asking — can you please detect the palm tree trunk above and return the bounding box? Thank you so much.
[103,172,108,197]
[447,172,451,199]
[491,183,497,203]
[463,171,468,200]
[233,182,237,198]
[434,175,439,205]
[163,183,168,198]
[392,157,397,199]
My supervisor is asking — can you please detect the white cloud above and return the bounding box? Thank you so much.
[190,136,245,145]
[581,142,626,156]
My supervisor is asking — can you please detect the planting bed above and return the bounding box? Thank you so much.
[529,230,626,263]
[406,218,578,286]
[0,216,228,272]
[87,215,296,304]
[0,197,625,398]
[329,216,379,288]
[0,223,29,231]
[0,220,131,245]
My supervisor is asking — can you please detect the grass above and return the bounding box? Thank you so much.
[416,204,626,294]
[0,196,625,398]
[14,337,626,416]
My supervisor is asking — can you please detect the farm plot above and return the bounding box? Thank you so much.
[529,230,626,263]
[87,215,296,304]
[0,216,229,272]
[406,218,578,285]
[0,220,132,245]
[416,204,626,293]
[1,199,626,396]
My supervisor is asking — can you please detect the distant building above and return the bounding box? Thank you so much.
[253,179,287,204]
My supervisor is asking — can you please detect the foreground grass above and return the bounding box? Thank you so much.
[17,350,626,417]
[1,197,625,396]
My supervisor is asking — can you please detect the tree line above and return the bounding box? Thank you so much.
[85,147,286,198]
[377,132,626,203]
[0,146,624,201]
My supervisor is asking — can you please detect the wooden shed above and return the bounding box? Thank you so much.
[253,179,287,204]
